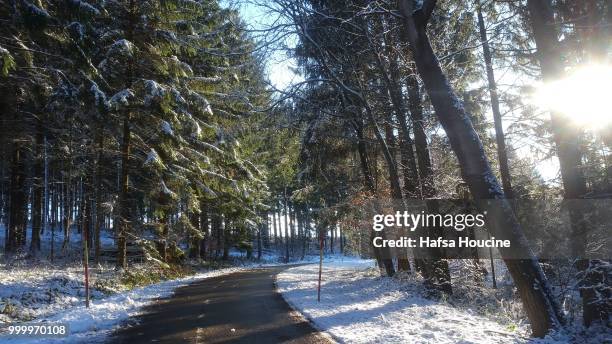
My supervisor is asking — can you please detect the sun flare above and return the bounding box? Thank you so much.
[532,64,612,128]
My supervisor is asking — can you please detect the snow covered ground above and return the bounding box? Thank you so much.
[276,259,585,344]
[0,263,110,323]
[0,266,246,343]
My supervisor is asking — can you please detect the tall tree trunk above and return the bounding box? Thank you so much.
[50,177,57,261]
[213,212,222,258]
[275,210,281,248]
[526,0,588,260]
[526,0,599,327]
[116,0,137,269]
[189,209,200,259]
[271,208,278,245]
[116,116,130,269]
[288,201,294,255]
[406,74,434,196]
[81,182,91,256]
[372,16,453,280]
[283,191,290,262]
[158,213,169,262]
[222,216,229,260]
[398,0,563,336]
[384,58,417,274]
[93,131,103,265]
[476,2,514,198]
[406,72,452,290]
[30,119,44,254]
[263,210,270,249]
[370,19,420,198]
[330,220,335,254]
[257,212,263,260]
[62,122,75,252]
[199,200,208,259]
[7,142,26,253]
[355,120,375,191]
[352,117,396,276]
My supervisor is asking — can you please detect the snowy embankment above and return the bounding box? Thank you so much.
[277,259,569,344]
[0,244,318,343]
[0,266,245,344]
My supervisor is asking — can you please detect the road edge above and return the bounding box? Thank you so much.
[273,264,342,344]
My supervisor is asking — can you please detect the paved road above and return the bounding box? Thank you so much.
[111,266,331,344]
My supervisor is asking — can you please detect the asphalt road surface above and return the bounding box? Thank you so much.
[111,266,332,344]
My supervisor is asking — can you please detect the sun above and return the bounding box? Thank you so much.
[532,64,612,129]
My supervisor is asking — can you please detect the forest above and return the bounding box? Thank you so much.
[0,0,610,343]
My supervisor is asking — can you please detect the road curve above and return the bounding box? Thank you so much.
[110,266,332,344]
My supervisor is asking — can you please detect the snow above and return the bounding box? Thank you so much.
[0,264,107,324]
[191,119,202,138]
[1,267,247,344]
[66,22,85,41]
[108,89,134,110]
[276,259,572,344]
[170,88,187,104]
[144,148,163,167]
[160,120,174,136]
[197,182,216,197]
[159,180,175,197]
[187,90,213,116]
[191,76,222,83]
[108,39,134,56]
[25,3,51,19]
[68,0,101,16]
[200,141,224,154]
[143,80,166,106]
[89,82,107,109]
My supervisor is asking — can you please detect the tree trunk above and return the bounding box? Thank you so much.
[116,116,130,269]
[373,16,449,282]
[352,117,396,277]
[476,2,514,198]
[283,192,290,262]
[222,216,229,260]
[189,209,200,259]
[257,214,262,260]
[94,131,103,265]
[527,0,588,259]
[271,208,278,245]
[199,200,208,259]
[397,0,563,336]
[355,121,375,191]
[370,19,421,198]
[374,33,419,274]
[158,213,169,262]
[7,142,27,253]
[30,119,44,254]
[50,177,57,261]
[526,0,602,327]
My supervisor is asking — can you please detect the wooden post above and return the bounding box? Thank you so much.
[83,208,90,308]
[317,226,324,302]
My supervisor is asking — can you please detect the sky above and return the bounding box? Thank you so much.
[224,0,302,90]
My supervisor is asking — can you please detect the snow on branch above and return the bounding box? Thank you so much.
[144,80,166,106]
[108,89,135,110]
[67,0,101,17]
[160,120,174,136]
[108,39,135,57]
